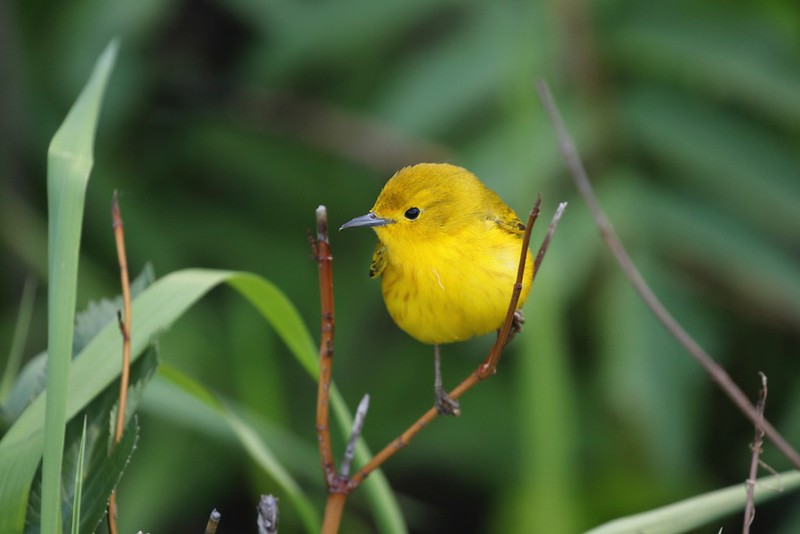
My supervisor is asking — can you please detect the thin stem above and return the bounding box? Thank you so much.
[321,493,346,534]
[112,190,132,443]
[314,206,356,533]
[340,394,370,479]
[107,190,132,534]
[743,373,768,534]
[313,206,337,488]
[535,79,800,470]
[534,202,568,280]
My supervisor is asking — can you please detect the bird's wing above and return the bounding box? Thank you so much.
[490,204,527,237]
[369,241,387,278]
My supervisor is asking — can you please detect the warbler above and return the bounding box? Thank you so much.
[340,163,534,415]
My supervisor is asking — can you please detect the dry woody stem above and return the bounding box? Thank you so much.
[111,190,132,444]
[107,191,132,534]
[535,79,800,470]
[312,198,565,532]
[743,373,768,534]
[257,495,280,534]
[311,206,338,491]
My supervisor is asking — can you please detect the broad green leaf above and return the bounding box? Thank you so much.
[0,269,405,534]
[42,39,118,534]
[3,266,155,431]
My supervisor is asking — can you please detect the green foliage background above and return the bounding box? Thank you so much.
[1,0,799,532]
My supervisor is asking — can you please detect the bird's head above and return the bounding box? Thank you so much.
[340,163,486,246]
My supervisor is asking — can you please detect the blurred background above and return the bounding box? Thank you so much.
[2,0,800,532]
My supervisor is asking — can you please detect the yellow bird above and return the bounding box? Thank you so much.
[341,163,534,415]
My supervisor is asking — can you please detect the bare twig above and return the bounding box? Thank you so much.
[312,206,351,534]
[313,206,338,489]
[743,373,768,534]
[535,79,800,470]
[257,496,279,534]
[340,394,370,479]
[534,202,568,280]
[107,190,132,534]
[205,509,221,534]
[111,190,132,443]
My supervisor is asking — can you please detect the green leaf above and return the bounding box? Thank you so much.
[3,265,155,433]
[42,39,118,534]
[0,269,405,533]
[585,470,800,533]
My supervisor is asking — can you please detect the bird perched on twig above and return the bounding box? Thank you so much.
[341,163,534,415]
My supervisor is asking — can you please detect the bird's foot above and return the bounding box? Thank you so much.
[435,387,461,416]
[503,309,525,346]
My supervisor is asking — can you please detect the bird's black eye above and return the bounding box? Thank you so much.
[404,207,420,220]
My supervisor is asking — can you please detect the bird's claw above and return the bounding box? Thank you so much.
[503,309,525,346]
[435,387,461,416]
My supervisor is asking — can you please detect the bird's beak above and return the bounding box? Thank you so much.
[340,212,394,231]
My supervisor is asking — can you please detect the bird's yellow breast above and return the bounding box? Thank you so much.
[377,222,533,344]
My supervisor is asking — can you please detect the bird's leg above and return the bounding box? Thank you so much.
[434,344,461,416]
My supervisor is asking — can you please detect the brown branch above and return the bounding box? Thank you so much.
[743,373,768,534]
[312,206,352,534]
[107,190,132,534]
[534,79,800,470]
[321,493,347,534]
[313,206,337,488]
[112,190,132,443]
[350,202,566,488]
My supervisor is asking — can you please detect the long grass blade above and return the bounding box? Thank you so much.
[70,416,88,534]
[586,471,800,534]
[41,39,118,534]
[0,277,36,401]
